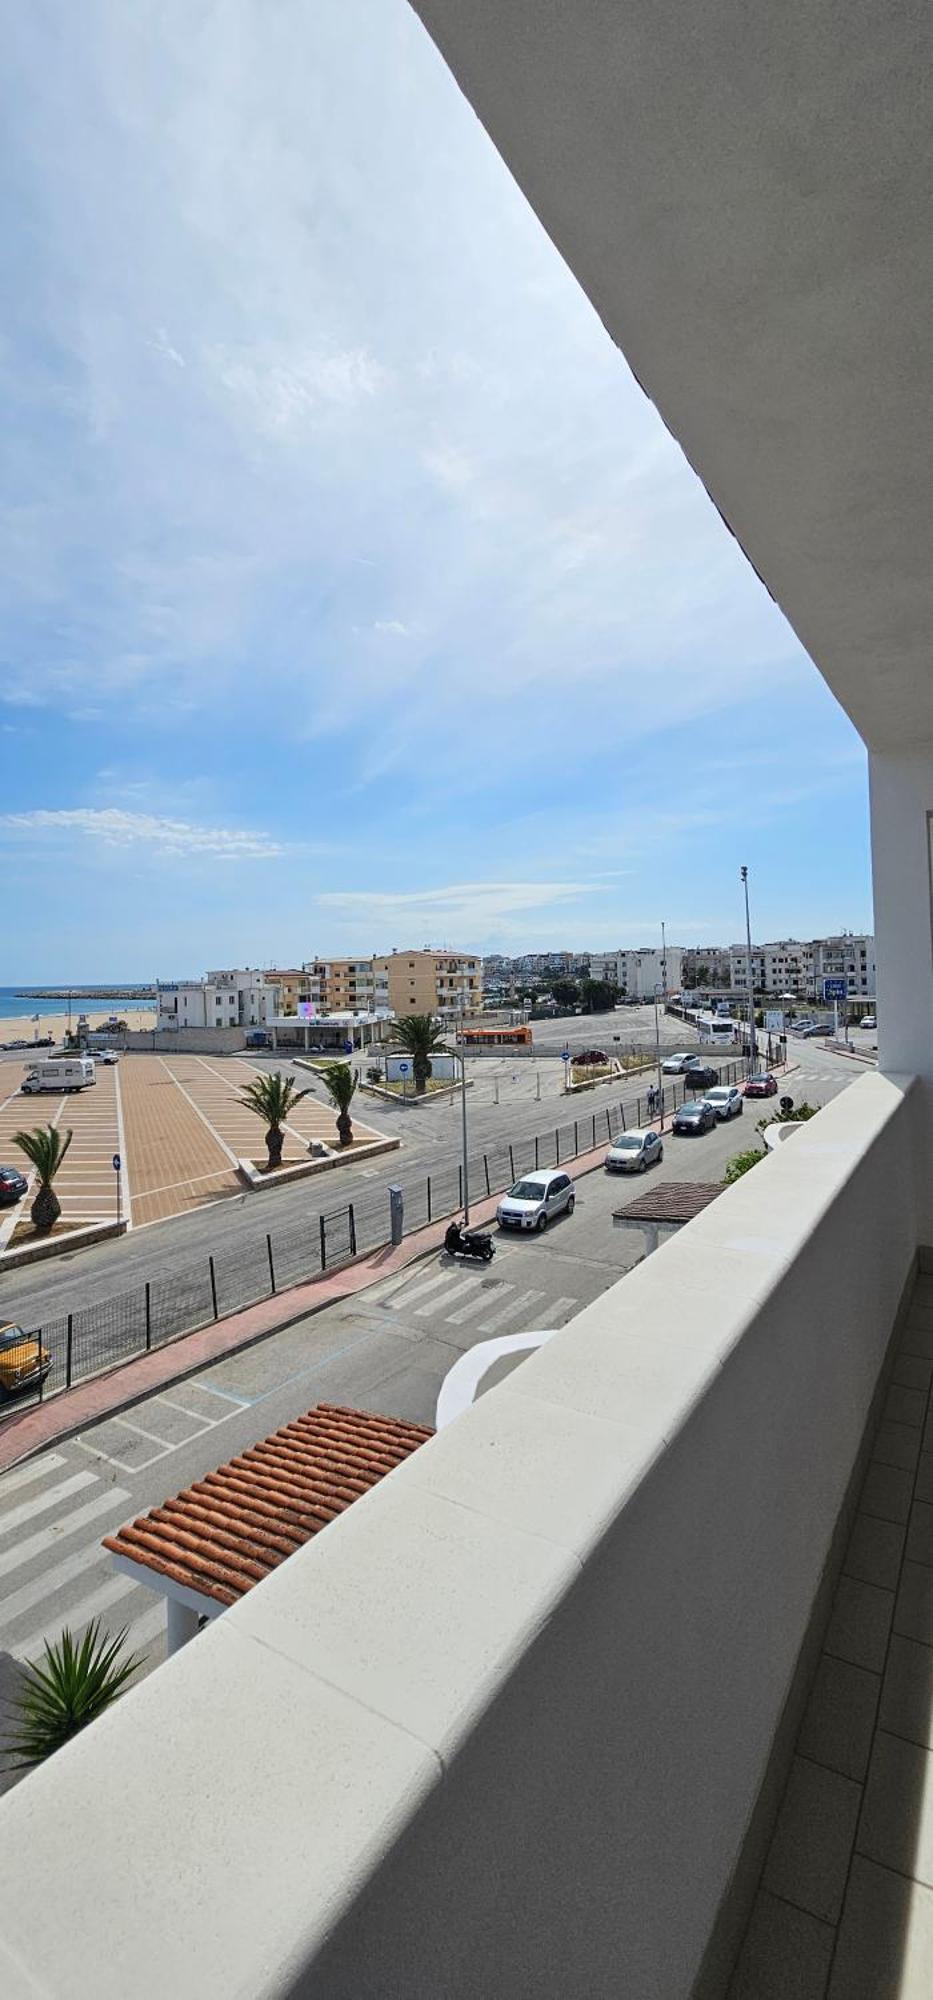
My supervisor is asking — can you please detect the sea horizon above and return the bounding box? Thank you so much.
[0,986,157,1021]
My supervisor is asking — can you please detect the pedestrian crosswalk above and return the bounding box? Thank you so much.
[0,1448,164,1671]
[371,1262,580,1338]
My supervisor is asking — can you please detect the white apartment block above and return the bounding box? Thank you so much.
[157,970,281,1031]
[728,934,876,1000]
[589,946,684,999]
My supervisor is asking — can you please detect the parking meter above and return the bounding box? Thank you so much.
[388,1184,404,1246]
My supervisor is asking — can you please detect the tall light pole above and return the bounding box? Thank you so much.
[740,866,758,1074]
[652,984,665,1126]
[459,979,470,1223]
[661,921,668,1004]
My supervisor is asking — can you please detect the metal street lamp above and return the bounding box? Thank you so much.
[740,865,758,1075]
[458,980,470,1224]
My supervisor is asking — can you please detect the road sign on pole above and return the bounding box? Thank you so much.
[112,1154,121,1172]
[822,977,848,1002]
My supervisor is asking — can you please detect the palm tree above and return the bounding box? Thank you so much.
[12,1123,73,1234]
[239,1071,310,1170]
[322,1062,357,1147]
[394,1014,446,1095]
[6,1619,142,1769]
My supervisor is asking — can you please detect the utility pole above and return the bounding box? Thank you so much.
[740,866,758,1074]
[459,982,470,1223]
[653,985,665,1127]
[661,921,668,1004]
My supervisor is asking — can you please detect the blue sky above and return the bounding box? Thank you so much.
[0,0,871,982]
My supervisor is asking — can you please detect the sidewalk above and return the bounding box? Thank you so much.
[0,1060,794,1474]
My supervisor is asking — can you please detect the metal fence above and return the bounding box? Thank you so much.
[8,1059,754,1421]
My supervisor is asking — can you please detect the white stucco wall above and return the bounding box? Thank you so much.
[0,1073,919,1998]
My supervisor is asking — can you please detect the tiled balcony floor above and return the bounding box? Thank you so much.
[729,1274,933,1998]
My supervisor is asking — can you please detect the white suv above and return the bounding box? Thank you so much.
[703,1084,744,1121]
[496,1171,575,1232]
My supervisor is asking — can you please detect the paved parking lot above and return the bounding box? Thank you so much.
[0,1053,382,1238]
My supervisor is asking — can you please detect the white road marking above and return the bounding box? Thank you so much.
[0,1453,68,1501]
[1,1541,107,1630]
[479,1289,546,1334]
[445,1284,514,1327]
[0,1488,131,1580]
[387,1268,458,1311]
[0,1470,98,1539]
[543,1296,579,1325]
[414,1276,479,1318]
[13,1572,140,1660]
[157,1058,239,1166]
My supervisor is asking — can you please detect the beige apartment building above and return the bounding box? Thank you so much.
[302,959,390,1014]
[374,949,483,1021]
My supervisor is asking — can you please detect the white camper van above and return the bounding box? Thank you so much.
[21,1057,96,1095]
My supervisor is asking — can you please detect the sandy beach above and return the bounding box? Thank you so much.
[0,1010,158,1046]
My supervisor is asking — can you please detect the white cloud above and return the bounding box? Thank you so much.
[0,808,281,861]
[149,328,185,368]
[206,343,387,434]
[317,879,598,943]
[373,618,409,637]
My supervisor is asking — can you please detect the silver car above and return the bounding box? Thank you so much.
[496,1170,575,1232]
[605,1128,663,1173]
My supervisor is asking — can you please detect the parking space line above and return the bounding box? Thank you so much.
[184,1380,255,1408]
[77,1439,171,1472]
[157,1058,239,1166]
[112,1414,188,1448]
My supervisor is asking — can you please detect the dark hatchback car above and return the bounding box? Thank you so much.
[673,1100,717,1135]
[682,1064,719,1092]
[0,1165,28,1207]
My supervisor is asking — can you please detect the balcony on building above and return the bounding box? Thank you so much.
[2,4,933,1996]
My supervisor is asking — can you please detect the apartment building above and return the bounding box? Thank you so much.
[589,946,684,999]
[157,970,280,1030]
[263,969,306,1015]
[728,933,876,1000]
[681,946,733,988]
[302,960,390,1015]
[374,949,483,1020]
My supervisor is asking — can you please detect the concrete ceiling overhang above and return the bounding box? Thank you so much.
[412,1,933,750]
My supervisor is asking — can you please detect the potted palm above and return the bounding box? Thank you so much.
[6,1619,142,1769]
[12,1123,73,1234]
[239,1071,310,1170]
[322,1062,357,1147]
[394,1014,446,1095]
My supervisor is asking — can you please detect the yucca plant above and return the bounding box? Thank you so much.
[6,1619,143,1769]
[322,1061,357,1147]
[394,1014,446,1094]
[12,1123,73,1234]
[239,1070,310,1169]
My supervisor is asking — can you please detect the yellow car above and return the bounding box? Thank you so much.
[0,1321,50,1398]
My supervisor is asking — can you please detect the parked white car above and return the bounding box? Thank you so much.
[605,1128,663,1174]
[860,1016,876,1031]
[496,1170,575,1232]
[703,1084,744,1121]
[661,1052,699,1074]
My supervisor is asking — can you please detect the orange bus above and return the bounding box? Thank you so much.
[459,1024,533,1048]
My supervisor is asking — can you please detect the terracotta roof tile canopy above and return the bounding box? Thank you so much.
[613,1182,724,1224]
[103,1403,433,1609]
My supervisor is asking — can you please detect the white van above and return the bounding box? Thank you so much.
[21,1057,96,1094]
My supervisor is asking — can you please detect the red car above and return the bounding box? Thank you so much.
[745,1072,778,1098]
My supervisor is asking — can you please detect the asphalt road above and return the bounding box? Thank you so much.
[0,1035,859,1763]
[0,1005,744,1330]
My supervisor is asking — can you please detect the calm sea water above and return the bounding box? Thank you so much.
[0,988,156,1022]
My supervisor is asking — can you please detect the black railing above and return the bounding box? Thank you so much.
[7,1056,758,1421]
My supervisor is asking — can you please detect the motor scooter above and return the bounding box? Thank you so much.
[444,1219,495,1264]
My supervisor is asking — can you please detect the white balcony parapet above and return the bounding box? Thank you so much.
[0,1072,921,1997]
